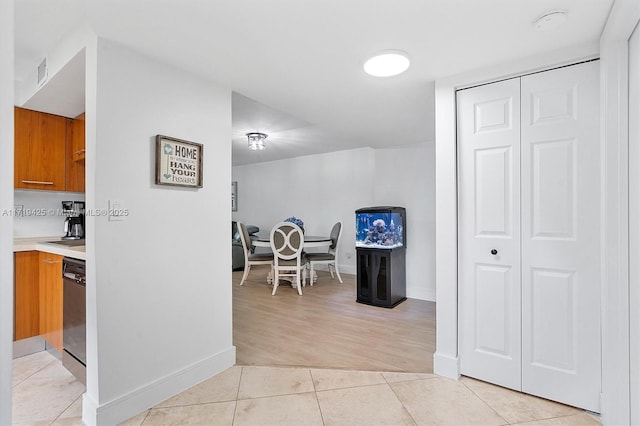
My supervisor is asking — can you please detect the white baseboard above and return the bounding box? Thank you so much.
[339,263,356,275]
[406,287,435,302]
[81,393,98,426]
[313,263,356,276]
[433,351,460,380]
[82,346,236,425]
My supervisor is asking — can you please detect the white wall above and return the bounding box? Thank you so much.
[82,38,234,425]
[629,21,640,424]
[599,0,640,423]
[0,0,14,423]
[232,143,436,301]
[374,143,435,300]
[16,24,93,110]
[13,190,85,237]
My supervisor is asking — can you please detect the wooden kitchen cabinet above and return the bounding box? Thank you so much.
[14,107,67,191]
[39,252,64,352]
[66,113,85,192]
[14,251,40,341]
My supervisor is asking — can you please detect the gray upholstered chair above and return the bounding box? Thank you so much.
[232,221,259,270]
[270,221,307,296]
[306,221,343,284]
[238,222,274,286]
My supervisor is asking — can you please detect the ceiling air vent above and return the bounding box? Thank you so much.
[37,57,48,87]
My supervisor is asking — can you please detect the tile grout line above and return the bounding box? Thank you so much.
[308,368,327,425]
[459,378,510,425]
[230,365,244,426]
[48,392,83,425]
[144,367,246,420]
[151,398,241,409]
[535,412,603,424]
[12,357,58,388]
[13,355,74,425]
[138,408,151,425]
[384,375,420,426]
[460,379,600,425]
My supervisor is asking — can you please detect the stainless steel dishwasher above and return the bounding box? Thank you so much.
[62,257,86,384]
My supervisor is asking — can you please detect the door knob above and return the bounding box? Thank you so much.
[490,249,498,255]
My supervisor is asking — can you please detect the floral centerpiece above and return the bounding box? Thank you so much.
[284,216,304,232]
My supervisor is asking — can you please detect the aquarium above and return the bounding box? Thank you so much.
[355,206,406,249]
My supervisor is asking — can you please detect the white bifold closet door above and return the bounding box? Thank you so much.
[457,61,601,412]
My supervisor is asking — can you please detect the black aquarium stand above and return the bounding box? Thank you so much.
[356,247,406,308]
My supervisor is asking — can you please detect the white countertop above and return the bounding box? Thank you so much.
[14,236,86,260]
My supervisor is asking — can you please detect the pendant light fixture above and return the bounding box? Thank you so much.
[246,132,267,150]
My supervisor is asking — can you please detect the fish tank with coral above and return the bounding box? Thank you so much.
[355,206,406,249]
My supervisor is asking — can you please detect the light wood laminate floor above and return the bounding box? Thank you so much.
[233,266,435,373]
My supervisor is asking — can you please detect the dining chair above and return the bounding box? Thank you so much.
[270,221,307,296]
[238,222,274,286]
[307,221,343,284]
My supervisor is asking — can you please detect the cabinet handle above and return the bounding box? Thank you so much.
[21,180,54,185]
[74,149,86,155]
[42,259,59,264]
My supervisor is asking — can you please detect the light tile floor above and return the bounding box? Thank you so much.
[12,351,84,425]
[12,351,601,426]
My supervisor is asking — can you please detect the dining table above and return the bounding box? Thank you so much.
[252,235,332,249]
[252,234,332,286]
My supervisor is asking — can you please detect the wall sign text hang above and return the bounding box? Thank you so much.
[155,135,203,188]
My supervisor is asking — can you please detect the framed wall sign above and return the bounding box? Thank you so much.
[232,181,238,211]
[155,135,203,188]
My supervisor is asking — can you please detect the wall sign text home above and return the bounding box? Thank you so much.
[155,135,203,188]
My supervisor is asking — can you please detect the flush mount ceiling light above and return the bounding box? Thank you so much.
[246,132,267,150]
[363,50,410,77]
[534,10,568,31]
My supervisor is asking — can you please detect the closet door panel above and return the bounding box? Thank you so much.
[457,78,522,391]
[521,61,601,412]
[530,138,576,239]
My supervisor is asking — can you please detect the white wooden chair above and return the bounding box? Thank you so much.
[238,222,274,286]
[270,221,307,295]
[307,221,343,284]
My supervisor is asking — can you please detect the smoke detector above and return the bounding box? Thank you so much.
[534,10,568,31]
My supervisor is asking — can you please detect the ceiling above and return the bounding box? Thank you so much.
[14,0,614,166]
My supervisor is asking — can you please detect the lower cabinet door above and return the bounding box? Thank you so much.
[39,252,64,352]
[14,251,40,341]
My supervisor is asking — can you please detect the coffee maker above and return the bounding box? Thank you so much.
[62,201,85,240]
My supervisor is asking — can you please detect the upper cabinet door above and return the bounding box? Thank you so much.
[66,113,85,193]
[14,107,67,191]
